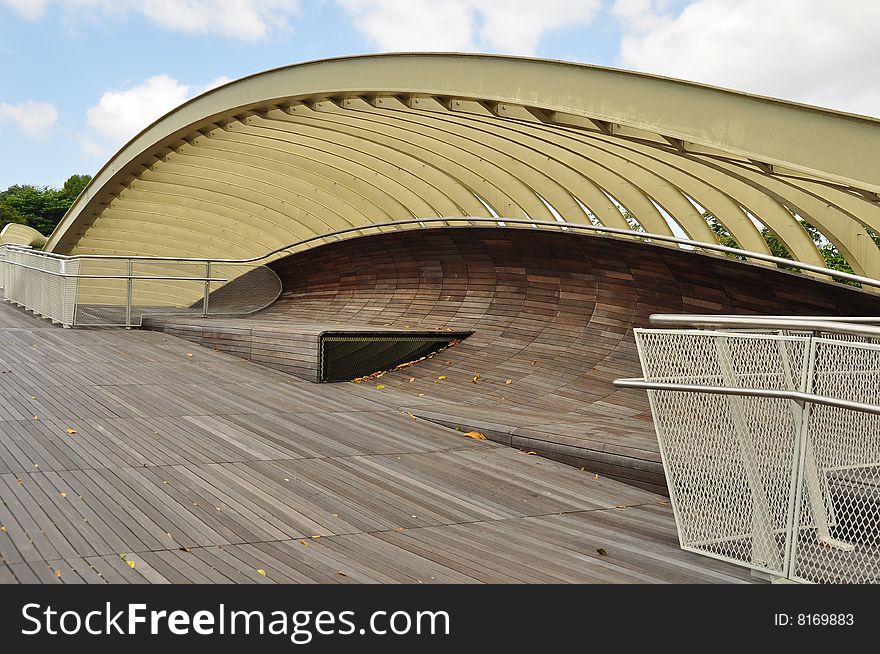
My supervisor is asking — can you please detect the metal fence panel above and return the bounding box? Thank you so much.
[0,245,281,327]
[633,327,880,583]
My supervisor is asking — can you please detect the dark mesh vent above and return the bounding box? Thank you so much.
[320,332,469,382]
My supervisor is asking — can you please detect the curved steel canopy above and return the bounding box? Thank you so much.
[45,53,880,279]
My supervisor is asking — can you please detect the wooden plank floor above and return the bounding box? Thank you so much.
[149,228,880,494]
[0,299,755,584]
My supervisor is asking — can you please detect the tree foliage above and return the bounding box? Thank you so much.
[0,175,92,235]
[704,212,865,286]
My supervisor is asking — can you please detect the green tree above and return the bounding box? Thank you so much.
[0,174,91,235]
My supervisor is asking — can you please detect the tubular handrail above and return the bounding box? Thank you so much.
[648,314,880,339]
[1,257,228,282]
[613,377,880,416]
[6,216,880,289]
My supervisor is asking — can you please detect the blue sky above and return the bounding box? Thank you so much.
[1,1,877,191]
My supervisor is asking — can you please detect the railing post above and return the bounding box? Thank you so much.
[203,261,211,317]
[125,259,133,328]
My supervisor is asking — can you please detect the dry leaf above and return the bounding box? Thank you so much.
[505,379,513,385]
[310,535,321,539]
[376,384,385,390]
[299,539,308,546]
[596,548,608,557]
[256,568,267,577]
[60,492,67,498]
[338,571,348,577]
[436,375,446,381]
[179,547,192,553]
[0,526,6,532]
[55,569,62,578]
[463,431,487,440]
[65,428,77,435]
[525,451,537,455]
[33,415,40,421]
[417,393,425,397]
[127,560,136,569]
[186,353,193,357]
[530,360,537,366]
[471,375,480,383]
[408,377,416,383]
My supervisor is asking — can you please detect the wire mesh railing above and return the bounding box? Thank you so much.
[0,245,281,327]
[616,318,880,583]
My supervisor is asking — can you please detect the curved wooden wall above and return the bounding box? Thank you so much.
[258,228,880,492]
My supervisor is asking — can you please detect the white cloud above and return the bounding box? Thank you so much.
[200,75,234,93]
[337,0,602,55]
[83,73,238,157]
[1,0,49,19]
[0,100,58,137]
[614,0,880,117]
[2,0,299,41]
[86,74,191,147]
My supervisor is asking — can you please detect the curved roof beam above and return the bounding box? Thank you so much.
[45,53,880,284]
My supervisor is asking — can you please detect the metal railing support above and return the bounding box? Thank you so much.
[202,260,211,317]
[125,259,133,329]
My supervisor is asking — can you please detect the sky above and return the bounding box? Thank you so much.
[1,0,879,191]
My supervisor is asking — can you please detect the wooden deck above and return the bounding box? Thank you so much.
[0,298,755,584]
[149,228,880,494]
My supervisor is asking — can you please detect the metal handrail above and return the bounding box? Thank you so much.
[648,314,880,339]
[1,258,228,282]
[614,377,880,416]
[8,216,880,289]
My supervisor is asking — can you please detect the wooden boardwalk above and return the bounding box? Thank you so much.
[0,299,755,584]
[151,228,880,493]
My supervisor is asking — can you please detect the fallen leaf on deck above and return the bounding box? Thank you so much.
[471,375,480,383]
[55,570,61,578]
[463,431,487,440]
[530,360,537,366]
[60,492,67,498]
[525,451,537,455]
[376,384,385,390]
[178,547,192,553]
[338,572,348,577]
[505,379,513,385]
[33,415,40,420]
[436,375,446,381]
[408,377,415,383]
[417,393,425,397]
[596,548,608,557]
[186,353,193,357]
[0,526,6,532]
[256,568,267,577]
[65,428,77,435]
[299,540,308,546]
[310,535,321,539]
[127,560,136,569]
